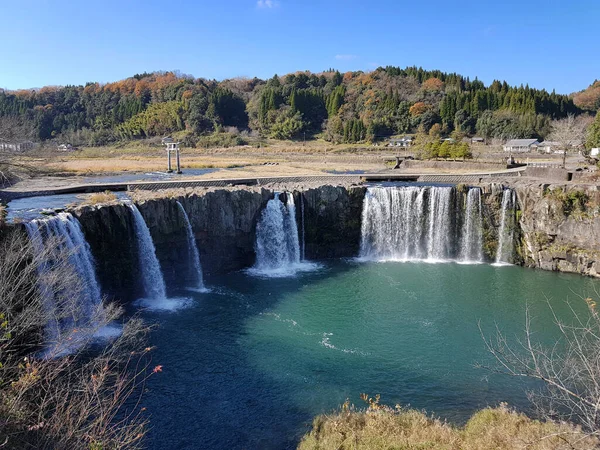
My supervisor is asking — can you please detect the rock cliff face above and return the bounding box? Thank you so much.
[136,188,270,279]
[68,181,600,306]
[514,182,600,277]
[297,186,366,259]
[73,203,140,302]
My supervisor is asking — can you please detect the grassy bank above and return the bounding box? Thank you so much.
[298,402,598,449]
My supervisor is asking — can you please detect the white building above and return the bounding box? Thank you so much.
[388,136,413,147]
[591,148,600,158]
[538,141,564,154]
[503,139,540,153]
[0,141,35,152]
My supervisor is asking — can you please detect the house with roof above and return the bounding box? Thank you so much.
[503,139,540,153]
[538,141,565,154]
[388,136,413,148]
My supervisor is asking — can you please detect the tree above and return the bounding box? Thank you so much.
[421,77,444,92]
[547,114,589,167]
[409,102,428,117]
[586,111,600,150]
[268,107,304,140]
[481,297,600,438]
[476,110,494,144]
[428,123,442,139]
[0,116,35,145]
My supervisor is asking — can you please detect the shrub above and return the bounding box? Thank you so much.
[83,191,118,205]
[299,400,597,449]
[0,229,154,449]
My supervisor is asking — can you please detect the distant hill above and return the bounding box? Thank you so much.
[0,67,584,146]
[573,80,600,112]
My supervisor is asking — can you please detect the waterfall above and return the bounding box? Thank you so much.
[495,189,516,264]
[360,186,461,261]
[128,204,167,300]
[459,188,484,263]
[300,193,306,261]
[359,185,486,263]
[250,192,316,277]
[176,201,207,292]
[24,213,113,354]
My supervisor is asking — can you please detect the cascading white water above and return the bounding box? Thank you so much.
[128,204,167,300]
[495,189,516,264]
[360,186,461,261]
[176,201,206,291]
[250,192,317,277]
[459,188,484,263]
[300,194,306,261]
[25,213,116,355]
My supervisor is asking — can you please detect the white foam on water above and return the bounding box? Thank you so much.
[133,296,193,312]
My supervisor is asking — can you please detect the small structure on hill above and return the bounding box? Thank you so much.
[503,139,540,153]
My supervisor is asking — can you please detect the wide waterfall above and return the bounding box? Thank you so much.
[176,201,207,292]
[495,189,517,264]
[360,185,484,263]
[249,192,317,277]
[128,204,167,300]
[25,213,116,355]
[459,188,484,263]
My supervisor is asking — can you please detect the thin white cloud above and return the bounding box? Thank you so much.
[257,0,278,8]
[335,54,358,61]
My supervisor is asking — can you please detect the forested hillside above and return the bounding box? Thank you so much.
[0,67,587,147]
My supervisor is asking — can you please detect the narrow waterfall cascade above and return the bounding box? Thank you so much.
[249,193,317,277]
[300,194,306,261]
[495,189,517,265]
[128,204,167,300]
[176,201,207,292]
[25,213,118,356]
[459,188,484,263]
[360,185,485,263]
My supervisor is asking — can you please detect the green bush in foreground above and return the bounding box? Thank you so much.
[298,400,598,450]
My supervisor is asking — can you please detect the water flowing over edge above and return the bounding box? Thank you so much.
[176,201,209,293]
[25,213,121,357]
[494,189,517,265]
[127,202,192,311]
[248,192,320,278]
[359,185,485,264]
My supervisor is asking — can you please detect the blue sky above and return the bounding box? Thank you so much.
[0,0,598,94]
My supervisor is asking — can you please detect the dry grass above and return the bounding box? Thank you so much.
[82,191,118,205]
[298,403,599,450]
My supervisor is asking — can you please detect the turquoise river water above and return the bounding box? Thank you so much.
[135,259,599,449]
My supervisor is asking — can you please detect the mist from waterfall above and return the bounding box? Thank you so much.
[176,201,207,292]
[495,189,517,265]
[360,185,484,263]
[249,192,318,277]
[25,213,119,356]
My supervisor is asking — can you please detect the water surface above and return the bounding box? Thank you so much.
[138,260,598,449]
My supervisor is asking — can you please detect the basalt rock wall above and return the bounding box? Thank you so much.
[513,182,600,277]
